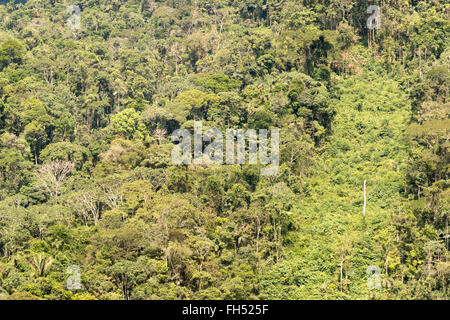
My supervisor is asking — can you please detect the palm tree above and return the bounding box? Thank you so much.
[27,253,54,277]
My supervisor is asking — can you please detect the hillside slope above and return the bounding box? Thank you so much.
[260,68,446,299]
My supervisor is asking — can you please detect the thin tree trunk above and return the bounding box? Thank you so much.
[363,180,367,218]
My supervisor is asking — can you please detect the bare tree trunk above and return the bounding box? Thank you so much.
[256,217,260,253]
[363,180,367,218]
[446,217,449,254]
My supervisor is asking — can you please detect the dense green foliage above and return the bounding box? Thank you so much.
[0,0,448,300]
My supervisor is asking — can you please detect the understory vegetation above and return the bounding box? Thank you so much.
[0,0,448,299]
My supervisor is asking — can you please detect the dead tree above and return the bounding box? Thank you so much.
[36,161,75,198]
[363,180,367,218]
